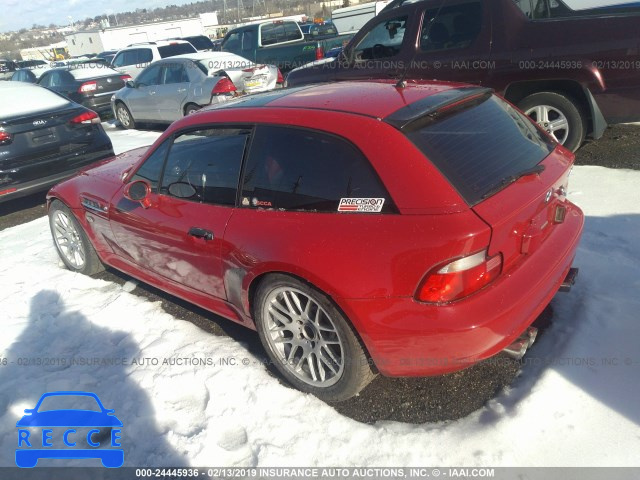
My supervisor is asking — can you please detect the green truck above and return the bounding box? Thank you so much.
[221,19,353,73]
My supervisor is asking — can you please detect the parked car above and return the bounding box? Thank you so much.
[285,0,640,151]
[112,54,282,129]
[110,40,198,79]
[0,59,17,80]
[0,82,113,202]
[11,69,38,83]
[221,19,353,72]
[171,35,216,52]
[48,80,583,401]
[299,21,340,40]
[37,65,131,116]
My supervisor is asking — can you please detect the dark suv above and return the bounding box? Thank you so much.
[285,0,640,151]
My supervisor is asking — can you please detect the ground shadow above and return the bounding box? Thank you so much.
[0,290,187,468]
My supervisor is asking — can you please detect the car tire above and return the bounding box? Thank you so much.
[49,199,105,276]
[184,103,201,116]
[115,102,136,130]
[518,91,586,152]
[254,274,376,402]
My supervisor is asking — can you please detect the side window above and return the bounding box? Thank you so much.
[130,139,171,190]
[122,50,138,66]
[284,22,303,41]
[112,52,125,67]
[353,16,408,60]
[39,72,52,87]
[261,23,286,46]
[420,2,482,52]
[136,65,161,86]
[513,0,571,19]
[223,31,242,51]
[161,128,250,206]
[139,49,153,63]
[161,64,188,84]
[241,31,254,52]
[241,126,394,213]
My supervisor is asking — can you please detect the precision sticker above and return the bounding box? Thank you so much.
[252,197,272,208]
[338,198,385,213]
[242,197,250,206]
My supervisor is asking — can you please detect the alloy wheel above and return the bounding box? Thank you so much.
[262,287,345,387]
[52,211,85,269]
[525,104,570,145]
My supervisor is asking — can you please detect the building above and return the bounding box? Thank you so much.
[65,13,219,56]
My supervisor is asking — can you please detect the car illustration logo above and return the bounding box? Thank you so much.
[15,391,123,468]
[32,120,47,126]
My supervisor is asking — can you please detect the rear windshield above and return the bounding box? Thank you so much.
[405,95,555,205]
[158,43,197,58]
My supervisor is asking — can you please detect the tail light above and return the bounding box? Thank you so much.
[276,69,284,84]
[78,81,97,93]
[416,250,502,304]
[70,110,101,124]
[315,42,324,60]
[0,130,12,145]
[212,77,236,95]
[120,75,132,82]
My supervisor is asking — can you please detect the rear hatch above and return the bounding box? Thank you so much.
[402,92,573,272]
[71,68,129,105]
[1,106,104,186]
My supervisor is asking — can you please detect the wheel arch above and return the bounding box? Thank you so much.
[503,79,606,138]
[243,270,377,369]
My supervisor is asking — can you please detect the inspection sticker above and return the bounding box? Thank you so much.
[338,198,385,213]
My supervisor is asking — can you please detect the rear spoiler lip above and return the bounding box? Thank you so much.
[384,86,494,132]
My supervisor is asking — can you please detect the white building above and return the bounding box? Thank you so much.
[65,13,219,56]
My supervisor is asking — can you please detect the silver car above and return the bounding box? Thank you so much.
[111,54,282,129]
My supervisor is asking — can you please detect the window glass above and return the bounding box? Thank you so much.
[353,16,408,60]
[223,31,242,51]
[136,65,161,86]
[39,73,52,87]
[112,52,125,67]
[242,31,255,51]
[512,0,572,18]
[284,22,303,41]
[158,43,196,58]
[138,48,153,63]
[404,95,554,205]
[122,50,139,66]
[241,126,394,213]
[130,139,171,190]
[420,2,482,51]
[161,128,250,206]
[161,64,188,84]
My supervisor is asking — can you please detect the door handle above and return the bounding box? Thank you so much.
[188,227,214,240]
[177,88,187,93]
[149,91,156,95]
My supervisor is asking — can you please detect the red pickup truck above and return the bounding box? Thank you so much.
[285,0,640,151]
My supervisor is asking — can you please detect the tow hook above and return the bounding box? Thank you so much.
[560,267,579,292]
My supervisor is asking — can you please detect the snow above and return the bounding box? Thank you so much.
[0,127,639,467]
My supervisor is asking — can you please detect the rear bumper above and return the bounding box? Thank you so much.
[339,201,585,377]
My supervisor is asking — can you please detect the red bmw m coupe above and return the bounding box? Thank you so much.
[47,80,584,401]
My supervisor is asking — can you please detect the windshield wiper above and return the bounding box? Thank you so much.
[481,164,546,200]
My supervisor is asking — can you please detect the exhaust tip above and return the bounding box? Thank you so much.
[503,339,529,360]
[560,267,579,292]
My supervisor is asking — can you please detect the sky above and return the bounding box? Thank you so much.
[0,0,206,33]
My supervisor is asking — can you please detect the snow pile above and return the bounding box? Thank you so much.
[0,148,639,466]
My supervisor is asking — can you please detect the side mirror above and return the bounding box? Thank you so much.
[124,180,152,208]
[23,409,34,414]
[125,80,136,88]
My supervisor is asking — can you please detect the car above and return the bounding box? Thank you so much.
[0,59,18,80]
[285,0,640,152]
[47,80,584,401]
[0,82,113,203]
[16,59,48,69]
[15,391,123,468]
[111,54,283,129]
[96,50,118,65]
[37,65,131,116]
[110,40,198,79]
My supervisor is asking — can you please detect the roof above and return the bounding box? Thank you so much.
[203,79,476,120]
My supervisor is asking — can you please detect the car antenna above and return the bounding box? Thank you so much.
[396,0,448,89]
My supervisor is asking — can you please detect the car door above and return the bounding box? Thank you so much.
[155,62,191,122]
[39,71,78,101]
[108,126,251,299]
[127,64,162,121]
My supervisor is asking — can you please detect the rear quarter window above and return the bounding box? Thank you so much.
[158,43,197,58]
[404,95,555,205]
[241,125,395,213]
